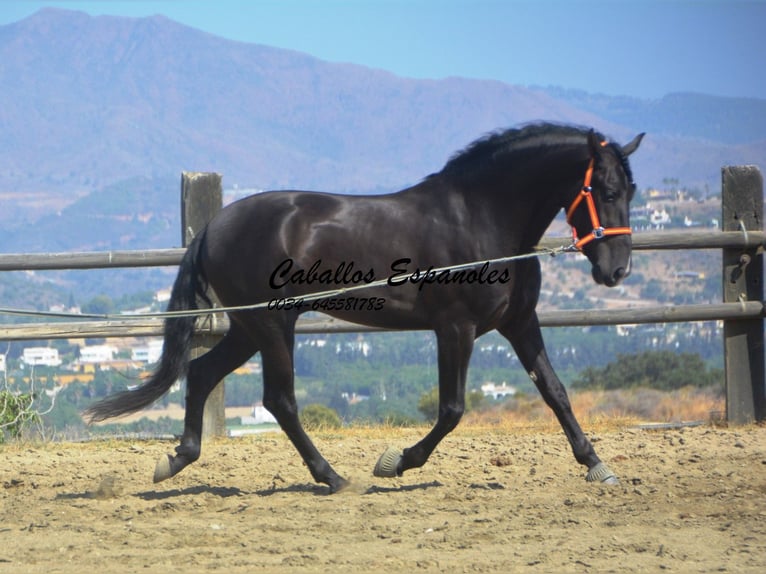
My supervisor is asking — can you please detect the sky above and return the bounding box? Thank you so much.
[1,0,765,100]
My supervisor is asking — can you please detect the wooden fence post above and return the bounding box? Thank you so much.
[722,165,765,424]
[181,172,226,439]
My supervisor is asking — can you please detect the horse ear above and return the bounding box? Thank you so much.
[621,132,645,157]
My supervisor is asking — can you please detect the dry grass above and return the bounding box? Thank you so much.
[460,386,724,433]
[237,387,725,443]
[78,387,726,442]
[333,387,723,442]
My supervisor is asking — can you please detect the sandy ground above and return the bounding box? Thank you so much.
[2,423,765,573]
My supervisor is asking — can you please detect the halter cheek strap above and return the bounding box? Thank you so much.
[565,145,632,250]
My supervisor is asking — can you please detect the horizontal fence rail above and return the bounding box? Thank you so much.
[0,230,764,271]
[0,302,764,341]
[0,248,185,271]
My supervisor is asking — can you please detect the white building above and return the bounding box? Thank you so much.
[240,403,277,425]
[649,208,671,228]
[481,382,517,399]
[21,347,62,367]
[79,344,118,363]
[0,354,6,372]
[131,339,164,364]
[155,288,172,304]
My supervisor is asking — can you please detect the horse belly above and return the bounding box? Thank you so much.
[312,292,434,331]
[313,279,515,333]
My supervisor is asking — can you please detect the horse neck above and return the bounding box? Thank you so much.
[460,146,589,251]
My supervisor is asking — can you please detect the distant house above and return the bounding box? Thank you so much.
[0,354,5,372]
[481,382,516,399]
[79,344,118,363]
[630,204,672,229]
[21,347,62,367]
[155,288,172,304]
[48,303,81,315]
[240,403,277,425]
[131,339,163,364]
[649,208,671,228]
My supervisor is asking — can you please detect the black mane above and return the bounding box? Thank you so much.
[440,123,600,178]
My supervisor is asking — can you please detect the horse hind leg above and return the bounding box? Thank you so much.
[154,323,257,483]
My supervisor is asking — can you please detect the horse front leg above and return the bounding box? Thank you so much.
[498,314,618,484]
[374,322,475,478]
[259,331,350,494]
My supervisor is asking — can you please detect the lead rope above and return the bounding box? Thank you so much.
[0,245,573,322]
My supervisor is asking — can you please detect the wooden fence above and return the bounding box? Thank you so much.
[1,167,764,428]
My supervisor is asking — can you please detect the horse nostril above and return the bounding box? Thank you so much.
[592,265,629,286]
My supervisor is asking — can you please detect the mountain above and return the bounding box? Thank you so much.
[539,88,766,145]
[0,8,602,224]
[0,7,764,255]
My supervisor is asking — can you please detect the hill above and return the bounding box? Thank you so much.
[0,7,602,228]
[540,87,766,145]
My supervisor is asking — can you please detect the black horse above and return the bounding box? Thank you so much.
[86,123,643,493]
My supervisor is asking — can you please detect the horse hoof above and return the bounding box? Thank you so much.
[601,475,620,485]
[373,447,403,478]
[330,477,351,494]
[585,462,619,485]
[153,454,174,483]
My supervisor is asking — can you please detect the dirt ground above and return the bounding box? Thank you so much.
[2,423,765,573]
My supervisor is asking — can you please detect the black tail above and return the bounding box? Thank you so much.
[84,232,210,423]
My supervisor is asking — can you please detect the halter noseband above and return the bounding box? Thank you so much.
[565,143,632,250]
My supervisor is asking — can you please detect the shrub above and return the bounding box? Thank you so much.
[571,351,722,391]
[300,403,342,430]
[1,391,40,443]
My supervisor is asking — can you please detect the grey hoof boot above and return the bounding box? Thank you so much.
[373,447,403,478]
[586,462,619,485]
[153,454,174,483]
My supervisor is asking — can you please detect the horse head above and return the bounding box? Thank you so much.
[566,130,644,287]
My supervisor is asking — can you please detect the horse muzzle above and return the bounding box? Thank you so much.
[591,256,631,287]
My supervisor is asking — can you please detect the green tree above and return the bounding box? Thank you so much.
[81,295,115,315]
[300,404,342,429]
[571,351,722,391]
[640,279,667,302]
[417,387,440,421]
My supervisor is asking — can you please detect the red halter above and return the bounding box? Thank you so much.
[565,144,632,250]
